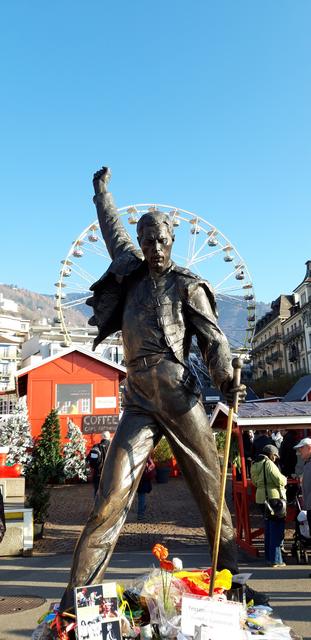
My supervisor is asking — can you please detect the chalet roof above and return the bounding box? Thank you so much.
[0,335,17,344]
[16,346,127,378]
[283,375,311,402]
[254,294,294,333]
[202,385,258,404]
[210,401,311,430]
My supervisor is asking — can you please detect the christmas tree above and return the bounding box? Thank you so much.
[62,418,87,481]
[0,397,33,472]
[32,408,63,482]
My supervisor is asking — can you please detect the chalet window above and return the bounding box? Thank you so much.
[56,383,92,415]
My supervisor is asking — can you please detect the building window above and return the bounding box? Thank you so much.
[0,398,16,414]
[56,383,92,415]
[0,364,9,375]
[301,293,307,305]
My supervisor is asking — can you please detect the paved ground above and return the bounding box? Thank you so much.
[34,477,208,555]
[0,476,310,639]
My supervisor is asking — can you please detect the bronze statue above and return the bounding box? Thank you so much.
[60,168,260,611]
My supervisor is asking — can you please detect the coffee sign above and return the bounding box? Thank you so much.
[82,415,119,434]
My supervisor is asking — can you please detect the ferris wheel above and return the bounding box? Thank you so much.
[54,204,256,353]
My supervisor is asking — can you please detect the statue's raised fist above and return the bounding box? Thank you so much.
[93,167,112,194]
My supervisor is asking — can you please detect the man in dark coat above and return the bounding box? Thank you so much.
[60,167,264,611]
[251,430,274,461]
[87,431,111,496]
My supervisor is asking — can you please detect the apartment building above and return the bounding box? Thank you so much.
[21,322,124,368]
[252,260,311,380]
[0,314,30,391]
[283,259,311,375]
[251,295,293,380]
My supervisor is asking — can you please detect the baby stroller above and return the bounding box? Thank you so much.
[291,494,311,564]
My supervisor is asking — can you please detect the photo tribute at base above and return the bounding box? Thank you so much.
[75,582,121,640]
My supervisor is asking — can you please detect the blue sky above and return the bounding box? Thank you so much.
[0,0,310,304]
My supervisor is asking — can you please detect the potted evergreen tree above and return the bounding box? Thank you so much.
[25,409,63,538]
[26,465,50,539]
[153,437,173,483]
[25,438,50,539]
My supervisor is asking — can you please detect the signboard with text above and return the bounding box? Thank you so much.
[82,414,119,434]
[181,595,241,638]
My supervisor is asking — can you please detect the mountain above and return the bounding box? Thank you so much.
[0,283,271,347]
[0,284,87,327]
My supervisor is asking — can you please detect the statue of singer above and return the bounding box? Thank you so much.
[60,167,262,611]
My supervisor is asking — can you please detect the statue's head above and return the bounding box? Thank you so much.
[137,212,175,274]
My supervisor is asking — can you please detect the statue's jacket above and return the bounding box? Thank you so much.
[86,192,233,390]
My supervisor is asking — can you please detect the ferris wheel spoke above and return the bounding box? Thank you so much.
[65,263,99,284]
[213,269,244,290]
[217,290,249,302]
[61,295,90,308]
[216,283,252,294]
[187,249,224,266]
[62,282,91,295]
[79,244,108,258]
[186,235,215,265]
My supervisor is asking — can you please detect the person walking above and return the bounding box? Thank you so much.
[0,491,6,543]
[293,438,311,537]
[280,430,297,476]
[251,444,287,567]
[137,456,155,520]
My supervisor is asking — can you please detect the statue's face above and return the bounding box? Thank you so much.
[139,223,173,274]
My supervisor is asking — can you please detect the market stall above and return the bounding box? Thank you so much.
[210,401,311,555]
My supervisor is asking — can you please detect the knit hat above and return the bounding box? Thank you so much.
[263,444,280,458]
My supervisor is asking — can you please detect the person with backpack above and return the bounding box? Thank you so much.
[87,431,111,496]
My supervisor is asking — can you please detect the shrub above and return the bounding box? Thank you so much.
[153,437,173,466]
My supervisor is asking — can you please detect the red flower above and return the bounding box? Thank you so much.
[160,559,174,572]
[152,543,169,561]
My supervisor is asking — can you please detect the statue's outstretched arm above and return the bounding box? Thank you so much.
[93,167,141,261]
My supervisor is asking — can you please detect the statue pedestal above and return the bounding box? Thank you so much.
[0,476,33,556]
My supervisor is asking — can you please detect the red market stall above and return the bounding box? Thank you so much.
[210,400,311,556]
[16,347,126,448]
